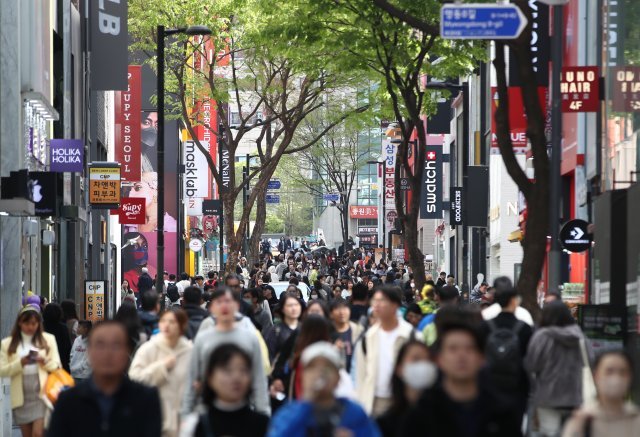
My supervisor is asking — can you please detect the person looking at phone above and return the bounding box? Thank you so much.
[0,306,62,437]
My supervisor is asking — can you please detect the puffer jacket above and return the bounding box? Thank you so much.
[525,324,588,408]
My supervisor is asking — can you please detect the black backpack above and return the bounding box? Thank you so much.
[485,319,525,390]
[166,282,180,303]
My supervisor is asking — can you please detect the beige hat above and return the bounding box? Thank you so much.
[301,342,342,369]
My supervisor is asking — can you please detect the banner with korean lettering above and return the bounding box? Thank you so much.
[115,66,141,181]
[350,206,378,219]
[85,280,106,322]
[382,138,397,231]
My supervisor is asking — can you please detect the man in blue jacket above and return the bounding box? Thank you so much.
[268,342,380,437]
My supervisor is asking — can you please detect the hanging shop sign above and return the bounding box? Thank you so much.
[89,163,121,208]
[119,197,145,225]
[560,219,592,253]
[350,206,378,219]
[90,0,128,90]
[184,141,210,198]
[420,146,442,219]
[399,178,411,191]
[50,139,84,172]
[85,280,106,322]
[115,66,141,181]
[359,235,378,245]
[611,66,640,112]
[29,172,62,217]
[202,199,222,216]
[358,227,378,234]
[450,187,464,225]
[189,239,203,253]
[560,66,600,112]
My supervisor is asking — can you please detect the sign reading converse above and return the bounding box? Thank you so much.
[420,145,442,219]
[450,187,464,225]
[50,139,84,172]
[560,219,592,253]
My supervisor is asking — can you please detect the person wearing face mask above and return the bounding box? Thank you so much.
[377,341,436,437]
[242,288,273,336]
[562,350,640,436]
[140,111,158,172]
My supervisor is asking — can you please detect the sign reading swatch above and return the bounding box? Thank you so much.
[115,66,142,181]
[50,139,84,172]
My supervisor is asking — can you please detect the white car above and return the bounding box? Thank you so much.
[269,281,311,303]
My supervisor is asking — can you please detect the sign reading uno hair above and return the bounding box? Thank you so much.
[560,66,600,112]
[115,66,141,181]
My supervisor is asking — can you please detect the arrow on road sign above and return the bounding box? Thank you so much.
[440,3,528,40]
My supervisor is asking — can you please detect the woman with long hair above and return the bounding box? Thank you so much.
[0,307,61,437]
[114,302,145,354]
[130,308,192,437]
[60,300,79,343]
[265,293,302,361]
[376,341,436,437]
[42,303,72,372]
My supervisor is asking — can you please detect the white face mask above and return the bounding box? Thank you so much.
[402,361,438,390]
[598,375,629,399]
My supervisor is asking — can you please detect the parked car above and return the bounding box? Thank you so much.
[270,281,311,303]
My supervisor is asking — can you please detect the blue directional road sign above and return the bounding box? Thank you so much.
[440,3,527,40]
[267,179,281,190]
[323,193,340,202]
[266,194,280,204]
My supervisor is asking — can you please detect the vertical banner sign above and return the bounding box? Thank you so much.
[115,66,142,181]
[508,0,549,87]
[85,280,106,321]
[612,67,640,112]
[420,145,442,219]
[382,138,397,231]
[50,139,84,172]
[450,187,464,225]
[90,0,128,90]
[89,163,121,208]
[183,141,210,198]
[560,67,600,112]
[220,145,231,193]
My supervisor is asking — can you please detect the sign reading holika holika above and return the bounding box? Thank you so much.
[50,139,84,172]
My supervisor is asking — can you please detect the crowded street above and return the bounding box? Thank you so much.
[0,0,639,436]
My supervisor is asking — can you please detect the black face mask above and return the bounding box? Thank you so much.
[141,127,157,148]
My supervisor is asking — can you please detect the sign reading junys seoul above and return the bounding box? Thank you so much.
[612,66,640,112]
[115,66,141,181]
[183,141,210,199]
[89,163,121,208]
[560,67,600,112]
[420,146,442,220]
[50,139,84,172]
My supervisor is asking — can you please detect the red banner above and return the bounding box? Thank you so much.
[350,205,378,219]
[119,197,145,225]
[115,66,141,181]
[491,86,547,153]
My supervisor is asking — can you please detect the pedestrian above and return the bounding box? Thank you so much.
[138,289,160,339]
[130,308,193,437]
[268,341,380,437]
[181,344,270,437]
[0,306,61,437]
[177,272,192,295]
[183,286,209,340]
[482,286,533,419]
[350,283,370,323]
[42,302,72,372]
[181,287,270,416]
[401,317,522,436]
[482,276,534,326]
[47,320,162,437]
[330,297,363,373]
[265,293,301,362]
[243,287,274,336]
[354,285,418,416]
[526,300,591,436]
[562,350,640,437]
[137,267,154,293]
[435,271,446,287]
[305,299,330,318]
[420,285,460,346]
[404,303,423,328]
[121,279,137,306]
[376,340,436,437]
[69,320,92,383]
[60,300,79,343]
[114,302,146,354]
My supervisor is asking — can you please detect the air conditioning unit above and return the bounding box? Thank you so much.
[42,230,55,246]
[23,220,38,237]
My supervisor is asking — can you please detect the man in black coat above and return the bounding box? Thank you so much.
[47,320,161,437]
[183,285,209,340]
[401,318,522,437]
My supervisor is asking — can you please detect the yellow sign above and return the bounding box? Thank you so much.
[89,165,121,205]
[85,280,106,321]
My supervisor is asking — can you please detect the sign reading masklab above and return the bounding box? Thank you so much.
[50,139,84,172]
[90,0,128,90]
[450,187,464,225]
[420,146,442,219]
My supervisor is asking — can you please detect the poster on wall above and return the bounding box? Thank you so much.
[121,231,177,292]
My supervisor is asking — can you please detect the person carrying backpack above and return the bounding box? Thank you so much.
[482,286,533,420]
[166,281,181,307]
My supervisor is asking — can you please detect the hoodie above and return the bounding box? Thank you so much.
[525,324,588,408]
[139,311,159,339]
[69,336,91,379]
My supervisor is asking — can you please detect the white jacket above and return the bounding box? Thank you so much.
[69,336,91,379]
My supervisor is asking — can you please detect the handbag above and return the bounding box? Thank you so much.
[44,368,75,404]
[579,338,596,405]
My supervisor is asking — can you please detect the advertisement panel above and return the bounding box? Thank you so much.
[115,66,142,181]
[420,146,442,219]
[89,164,121,207]
[90,0,128,90]
[184,141,210,198]
[121,231,177,292]
[50,139,84,172]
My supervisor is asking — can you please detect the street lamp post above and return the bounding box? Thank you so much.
[156,25,211,294]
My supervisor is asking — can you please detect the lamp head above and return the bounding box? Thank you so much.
[185,25,212,36]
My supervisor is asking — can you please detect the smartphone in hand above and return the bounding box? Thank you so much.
[27,348,39,364]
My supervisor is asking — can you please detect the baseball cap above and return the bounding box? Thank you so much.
[301,342,342,369]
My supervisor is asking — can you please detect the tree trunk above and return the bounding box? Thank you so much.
[248,192,267,267]
[404,211,426,290]
[223,192,239,274]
